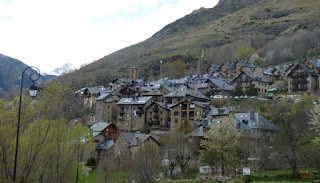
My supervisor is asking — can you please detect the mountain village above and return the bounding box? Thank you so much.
[72,58,320,176]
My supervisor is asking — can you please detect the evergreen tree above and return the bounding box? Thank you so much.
[232,82,244,96]
[245,83,258,96]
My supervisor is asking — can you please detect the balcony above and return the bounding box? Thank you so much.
[153,113,159,118]
[290,86,308,91]
[291,78,308,84]
[153,108,159,112]
[291,72,309,78]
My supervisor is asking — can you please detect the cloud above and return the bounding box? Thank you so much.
[0,0,218,72]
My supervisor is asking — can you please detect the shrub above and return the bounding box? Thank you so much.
[85,157,96,167]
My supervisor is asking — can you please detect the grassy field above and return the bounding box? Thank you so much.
[81,167,320,183]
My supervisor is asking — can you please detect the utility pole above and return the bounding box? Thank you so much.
[160,60,163,79]
[197,50,204,74]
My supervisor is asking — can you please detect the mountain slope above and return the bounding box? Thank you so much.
[0,54,46,91]
[55,0,320,90]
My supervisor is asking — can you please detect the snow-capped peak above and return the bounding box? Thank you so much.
[46,63,76,76]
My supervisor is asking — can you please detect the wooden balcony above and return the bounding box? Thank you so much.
[290,86,308,91]
[291,78,308,84]
[290,72,309,78]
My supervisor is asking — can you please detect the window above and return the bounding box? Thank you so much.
[189,111,194,117]
[174,111,179,116]
[196,111,201,116]
[182,111,187,118]
[182,104,188,110]
[190,104,195,109]
[175,119,179,123]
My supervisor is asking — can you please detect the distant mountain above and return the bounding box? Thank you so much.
[54,0,320,90]
[46,63,76,76]
[0,54,46,91]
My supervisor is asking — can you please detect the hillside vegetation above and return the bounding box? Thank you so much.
[54,0,320,90]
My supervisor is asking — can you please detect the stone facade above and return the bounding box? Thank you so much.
[116,97,153,131]
[170,101,205,131]
[145,102,170,130]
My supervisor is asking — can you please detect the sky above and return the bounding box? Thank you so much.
[0,0,219,73]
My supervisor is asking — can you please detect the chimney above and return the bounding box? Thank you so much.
[135,137,140,144]
[250,110,255,121]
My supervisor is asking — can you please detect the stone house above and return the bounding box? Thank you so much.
[90,122,118,143]
[233,71,269,93]
[170,100,208,131]
[142,88,164,102]
[75,86,107,109]
[116,96,153,131]
[206,64,221,74]
[145,101,171,131]
[234,60,255,76]
[287,63,318,93]
[220,62,235,78]
[95,95,120,123]
[164,86,210,105]
[110,132,160,169]
[205,78,234,96]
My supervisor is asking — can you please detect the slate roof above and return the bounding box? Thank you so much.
[188,126,205,137]
[154,101,171,110]
[236,60,255,68]
[96,92,111,101]
[208,64,221,72]
[164,86,209,101]
[287,63,318,77]
[170,100,209,109]
[96,140,114,150]
[205,106,230,116]
[143,89,163,96]
[90,122,113,137]
[221,62,235,70]
[311,59,320,69]
[208,78,234,91]
[233,112,278,131]
[75,86,107,96]
[234,71,269,83]
[117,96,152,105]
[299,63,318,76]
[121,132,158,146]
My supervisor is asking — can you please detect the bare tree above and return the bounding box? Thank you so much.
[163,131,195,178]
[270,99,312,178]
[97,152,115,183]
[130,144,161,183]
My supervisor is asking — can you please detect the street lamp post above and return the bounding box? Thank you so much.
[13,66,40,183]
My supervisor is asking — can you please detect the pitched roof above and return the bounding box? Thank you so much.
[287,62,318,77]
[233,112,278,131]
[90,122,113,137]
[188,126,205,137]
[121,132,158,146]
[117,96,152,105]
[164,86,209,100]
[205,106,230,116]
[208,64,221,72]
[96,92,112,101]
[143,89,163,96]
[234,71,269,83]
[221,62,235,70]
[208,78,234,91]
[236,60,256,68]
[96,140,114,150]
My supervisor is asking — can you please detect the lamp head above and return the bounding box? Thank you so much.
[29,85,38,97]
